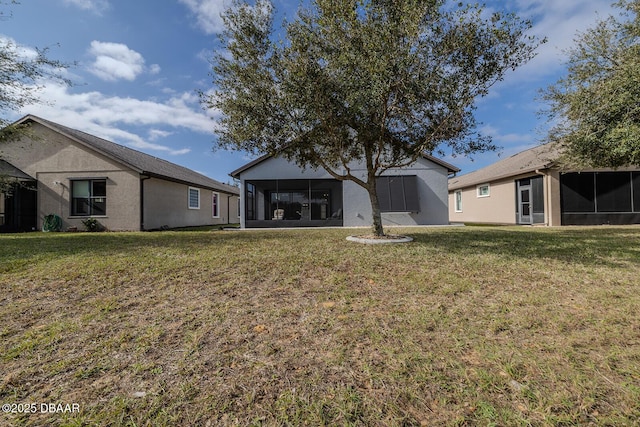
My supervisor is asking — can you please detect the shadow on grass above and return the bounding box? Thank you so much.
[1,226,639,272]
[407,226,640,268]
[0,228,322,273]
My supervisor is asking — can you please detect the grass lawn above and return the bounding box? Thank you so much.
[1,226,639,426]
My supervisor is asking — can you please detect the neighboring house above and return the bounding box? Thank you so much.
[230,153,459,228]
[0,115,239,232]
[448,143,640,226]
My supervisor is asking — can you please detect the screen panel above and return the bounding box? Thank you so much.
[596,172,631,212]
[561,173,595,213]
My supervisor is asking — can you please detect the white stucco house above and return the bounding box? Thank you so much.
[230,153,459,228]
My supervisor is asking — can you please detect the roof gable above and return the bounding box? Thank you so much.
[15,115,238,195]
[448,143,559,191]
[230,152,459,178]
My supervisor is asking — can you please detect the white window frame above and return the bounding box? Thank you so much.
[454,190,463,212]
[212,191,220,218]
[476,184,490,198]
[188,187,200,209]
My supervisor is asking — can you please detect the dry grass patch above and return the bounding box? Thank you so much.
[0,226,639,426]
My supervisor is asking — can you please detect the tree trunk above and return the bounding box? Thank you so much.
[367,179,385,237]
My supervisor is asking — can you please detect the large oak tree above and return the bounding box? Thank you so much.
[204,0,542,235]
[544,0,640,168]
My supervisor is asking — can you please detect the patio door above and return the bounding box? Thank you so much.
[518,184,532,224]
[1,183,37,232]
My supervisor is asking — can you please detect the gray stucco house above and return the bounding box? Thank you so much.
[230,153,459,228]
[0,115,239,232]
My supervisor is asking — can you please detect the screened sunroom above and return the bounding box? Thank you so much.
[243,178,343,227]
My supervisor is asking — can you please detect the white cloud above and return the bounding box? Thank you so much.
[128,139,191,156]
[148,129,173,141]
[148,64,161,75]
[496,0,616,83]
[178,0,227,34]
[88,41,145,82]
[480,125,536,147]
[18,79,220,155]
[63,0,110,14]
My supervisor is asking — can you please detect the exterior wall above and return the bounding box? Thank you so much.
[1,123,141,231]
[229,195,240,224]
[143,178,239,229]
[342,158,450,226]
[238,156,451,227]
[546,170,562,226]
[241,156,334,181]
[449,178,517,224]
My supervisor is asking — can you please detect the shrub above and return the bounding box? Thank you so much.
[81,218,104,232]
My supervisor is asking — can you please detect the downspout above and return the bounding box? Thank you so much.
[140,174,150,231]
[227,193,231,225]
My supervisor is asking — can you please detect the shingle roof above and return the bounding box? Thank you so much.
[0,159,35,180]
[17,115,238,195]
[448,143,560,191]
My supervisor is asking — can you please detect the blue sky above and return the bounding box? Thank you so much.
[1,0,617,184]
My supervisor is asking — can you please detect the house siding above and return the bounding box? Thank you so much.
[547,171,562,226]
[143,178,238,229]
[342,161,450,226]
[1,123,141,231]
[449,178,517,224]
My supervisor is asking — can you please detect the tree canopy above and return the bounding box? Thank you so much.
[544,0,640,168]
[0,41,70,129]
[204,0,542,235]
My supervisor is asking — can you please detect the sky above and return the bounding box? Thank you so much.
[0,0,618,184]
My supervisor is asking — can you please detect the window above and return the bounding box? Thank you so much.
[71,179,106,216]
[212,192,220,218]
[188,187,200,209]
[454,190,462,212]
[477,184,490,198]
[245,183,256,220]
[376,175,419,212]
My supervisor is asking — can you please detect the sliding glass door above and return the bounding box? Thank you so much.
[269,190,330,220]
